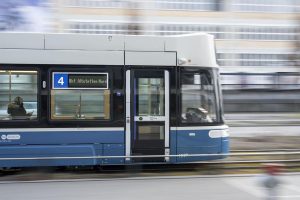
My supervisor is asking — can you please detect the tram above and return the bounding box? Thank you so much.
[0,32,228,167]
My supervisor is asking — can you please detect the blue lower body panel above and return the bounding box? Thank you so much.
[173,128,229,163]
[0,145,98,167]
[221,138,230,158]
[177,146,223,162]
[0,130,125,168]
[0,128,229,167]
[102,144,125,165]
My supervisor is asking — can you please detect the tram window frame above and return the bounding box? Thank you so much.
[48,68,113,122]
[179,67,222,126]
[0,66,41,124]
[215,69,224,123]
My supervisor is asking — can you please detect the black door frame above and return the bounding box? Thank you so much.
[125,67,170,162]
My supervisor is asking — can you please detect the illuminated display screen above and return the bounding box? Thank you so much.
[52,72,108,89]
[68,74,107,88]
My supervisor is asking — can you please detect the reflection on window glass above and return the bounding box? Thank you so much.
[0,70,38,121]
[51,89,110,120]
[181,70,217,123]
[137,78,164,116]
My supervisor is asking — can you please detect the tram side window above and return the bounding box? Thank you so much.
[181,70,217,124]
[50,73,110,120]
[0,70,38,121]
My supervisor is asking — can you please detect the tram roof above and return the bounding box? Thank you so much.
[0,32,218,68]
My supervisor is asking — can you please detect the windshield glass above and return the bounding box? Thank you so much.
[181,68,220,124]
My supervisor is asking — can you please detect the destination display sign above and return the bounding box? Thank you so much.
[52,72,108,89]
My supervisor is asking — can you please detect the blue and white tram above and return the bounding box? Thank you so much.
[0,33,228,167]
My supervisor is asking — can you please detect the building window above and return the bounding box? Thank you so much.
[0,70,38,121]
[181,69,218,124]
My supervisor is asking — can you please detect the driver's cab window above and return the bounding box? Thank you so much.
[181,69,217,124]
[0,70,38,121]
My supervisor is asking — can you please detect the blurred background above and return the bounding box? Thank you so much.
[1,0,300,125]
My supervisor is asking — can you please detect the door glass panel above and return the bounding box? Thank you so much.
[137,78,164,116]
[138,125,165,140]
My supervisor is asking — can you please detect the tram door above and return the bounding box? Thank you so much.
[126,69,170,162]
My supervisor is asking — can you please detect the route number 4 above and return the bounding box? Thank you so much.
[53,73,68,89]
[58,77,64,86]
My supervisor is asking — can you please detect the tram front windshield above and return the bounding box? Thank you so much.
[181,69,221,124]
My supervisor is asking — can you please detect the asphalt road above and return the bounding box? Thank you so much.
[1,174,300,200]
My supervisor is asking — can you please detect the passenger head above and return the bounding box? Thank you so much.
[14,96,23,105]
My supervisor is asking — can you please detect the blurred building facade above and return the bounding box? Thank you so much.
[49,1,300,71]
[0,0,52,32]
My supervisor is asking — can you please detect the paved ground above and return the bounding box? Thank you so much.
[0,174,300,200]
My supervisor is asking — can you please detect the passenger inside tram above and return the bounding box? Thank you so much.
[7,96,33,120]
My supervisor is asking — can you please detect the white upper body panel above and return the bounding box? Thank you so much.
[0,32,218,68]
[0,33,44,49]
